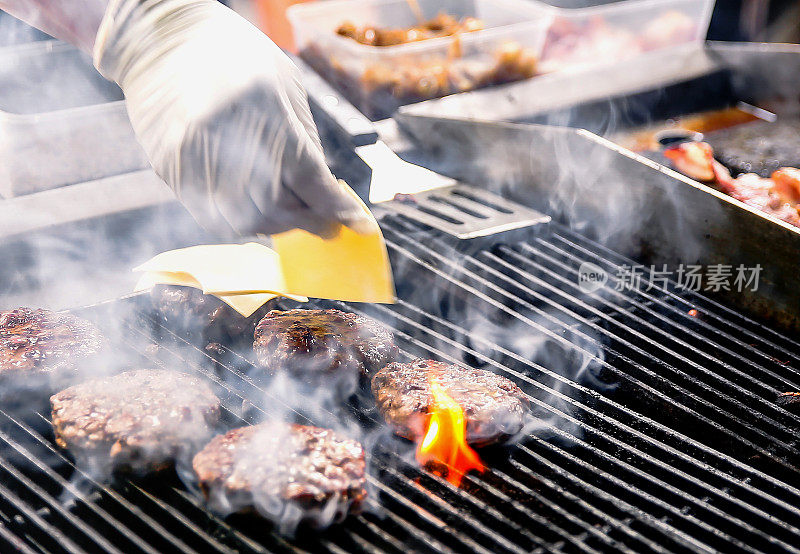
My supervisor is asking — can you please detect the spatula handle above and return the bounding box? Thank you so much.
[292,55,379,147]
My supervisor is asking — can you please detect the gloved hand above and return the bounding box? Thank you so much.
[93,0,371,238]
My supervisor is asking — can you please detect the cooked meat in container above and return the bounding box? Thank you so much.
[193,422,367,526]
[372,359,530,446]
[50,368,221,472]
[289,0,549,119]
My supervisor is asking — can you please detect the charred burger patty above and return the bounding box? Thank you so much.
[51,369,220,471]
[372,359,530,445]
[193,423,367,522]
[0,307,105,380]
[253,309,397,380]
[150,285,272,343]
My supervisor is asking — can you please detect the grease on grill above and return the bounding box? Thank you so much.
[705,120,800,178]
[776,392,800,411]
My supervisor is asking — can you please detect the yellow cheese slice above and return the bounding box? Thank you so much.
[272,186,395,304]
[134,270,203,291]
[133,184,394,306]
[134,270,307,318]
[134,243,288,296]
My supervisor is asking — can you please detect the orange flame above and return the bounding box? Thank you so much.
[415,382,485,486]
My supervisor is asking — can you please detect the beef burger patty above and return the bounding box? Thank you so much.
[0,308,105,380]
[253,309,397,380]
[193,423,366,525]
[51,368,220,471]
[150,285,274,343]
[372,359,530,445]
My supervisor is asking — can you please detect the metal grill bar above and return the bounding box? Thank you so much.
[478,247,800,450]
[380,217,800,471]
[504,242,800,397]
[549,231,800,359]
[0,521,37,554]
[1,216,800,552]
[7,412,226,554]
[355,296,800,552]
[380,298,800,534]
[372,217,800,544]
[516,239,800,391]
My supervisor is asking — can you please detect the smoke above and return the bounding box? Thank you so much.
[0,10,50,47]
[4,4,788,544]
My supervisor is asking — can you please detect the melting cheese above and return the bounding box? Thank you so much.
[133,186,394,315]
[134,270,303,318]
[272,186,394,303]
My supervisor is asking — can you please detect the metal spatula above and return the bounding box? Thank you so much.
[298,57,550,240]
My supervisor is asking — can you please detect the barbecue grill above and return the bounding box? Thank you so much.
[3,8,800,553]
[0,213,799,553]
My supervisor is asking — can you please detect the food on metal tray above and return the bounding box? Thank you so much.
[664,141,800,227]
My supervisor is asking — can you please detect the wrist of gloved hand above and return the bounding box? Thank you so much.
[92,0,372,239]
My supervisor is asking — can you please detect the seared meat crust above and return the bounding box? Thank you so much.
[193,423,366,521]
[0,308,104,377]
[253,309,397,380]
[372,359,529,445]
[51,369,220,471]
[150,285,272,343]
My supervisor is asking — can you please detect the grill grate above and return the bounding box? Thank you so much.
[0,216,799,552]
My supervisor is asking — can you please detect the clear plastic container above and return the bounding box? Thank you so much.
[0,41,149,197]
[533,0,715,72]
[289,0,552,119]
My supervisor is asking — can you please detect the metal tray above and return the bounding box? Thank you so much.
[395,113,800,333]
[0,41,149,197]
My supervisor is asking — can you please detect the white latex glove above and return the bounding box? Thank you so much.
[93,0,371,238]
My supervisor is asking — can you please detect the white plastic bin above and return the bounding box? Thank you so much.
[289,0,552,118]
[534,0,716,72]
